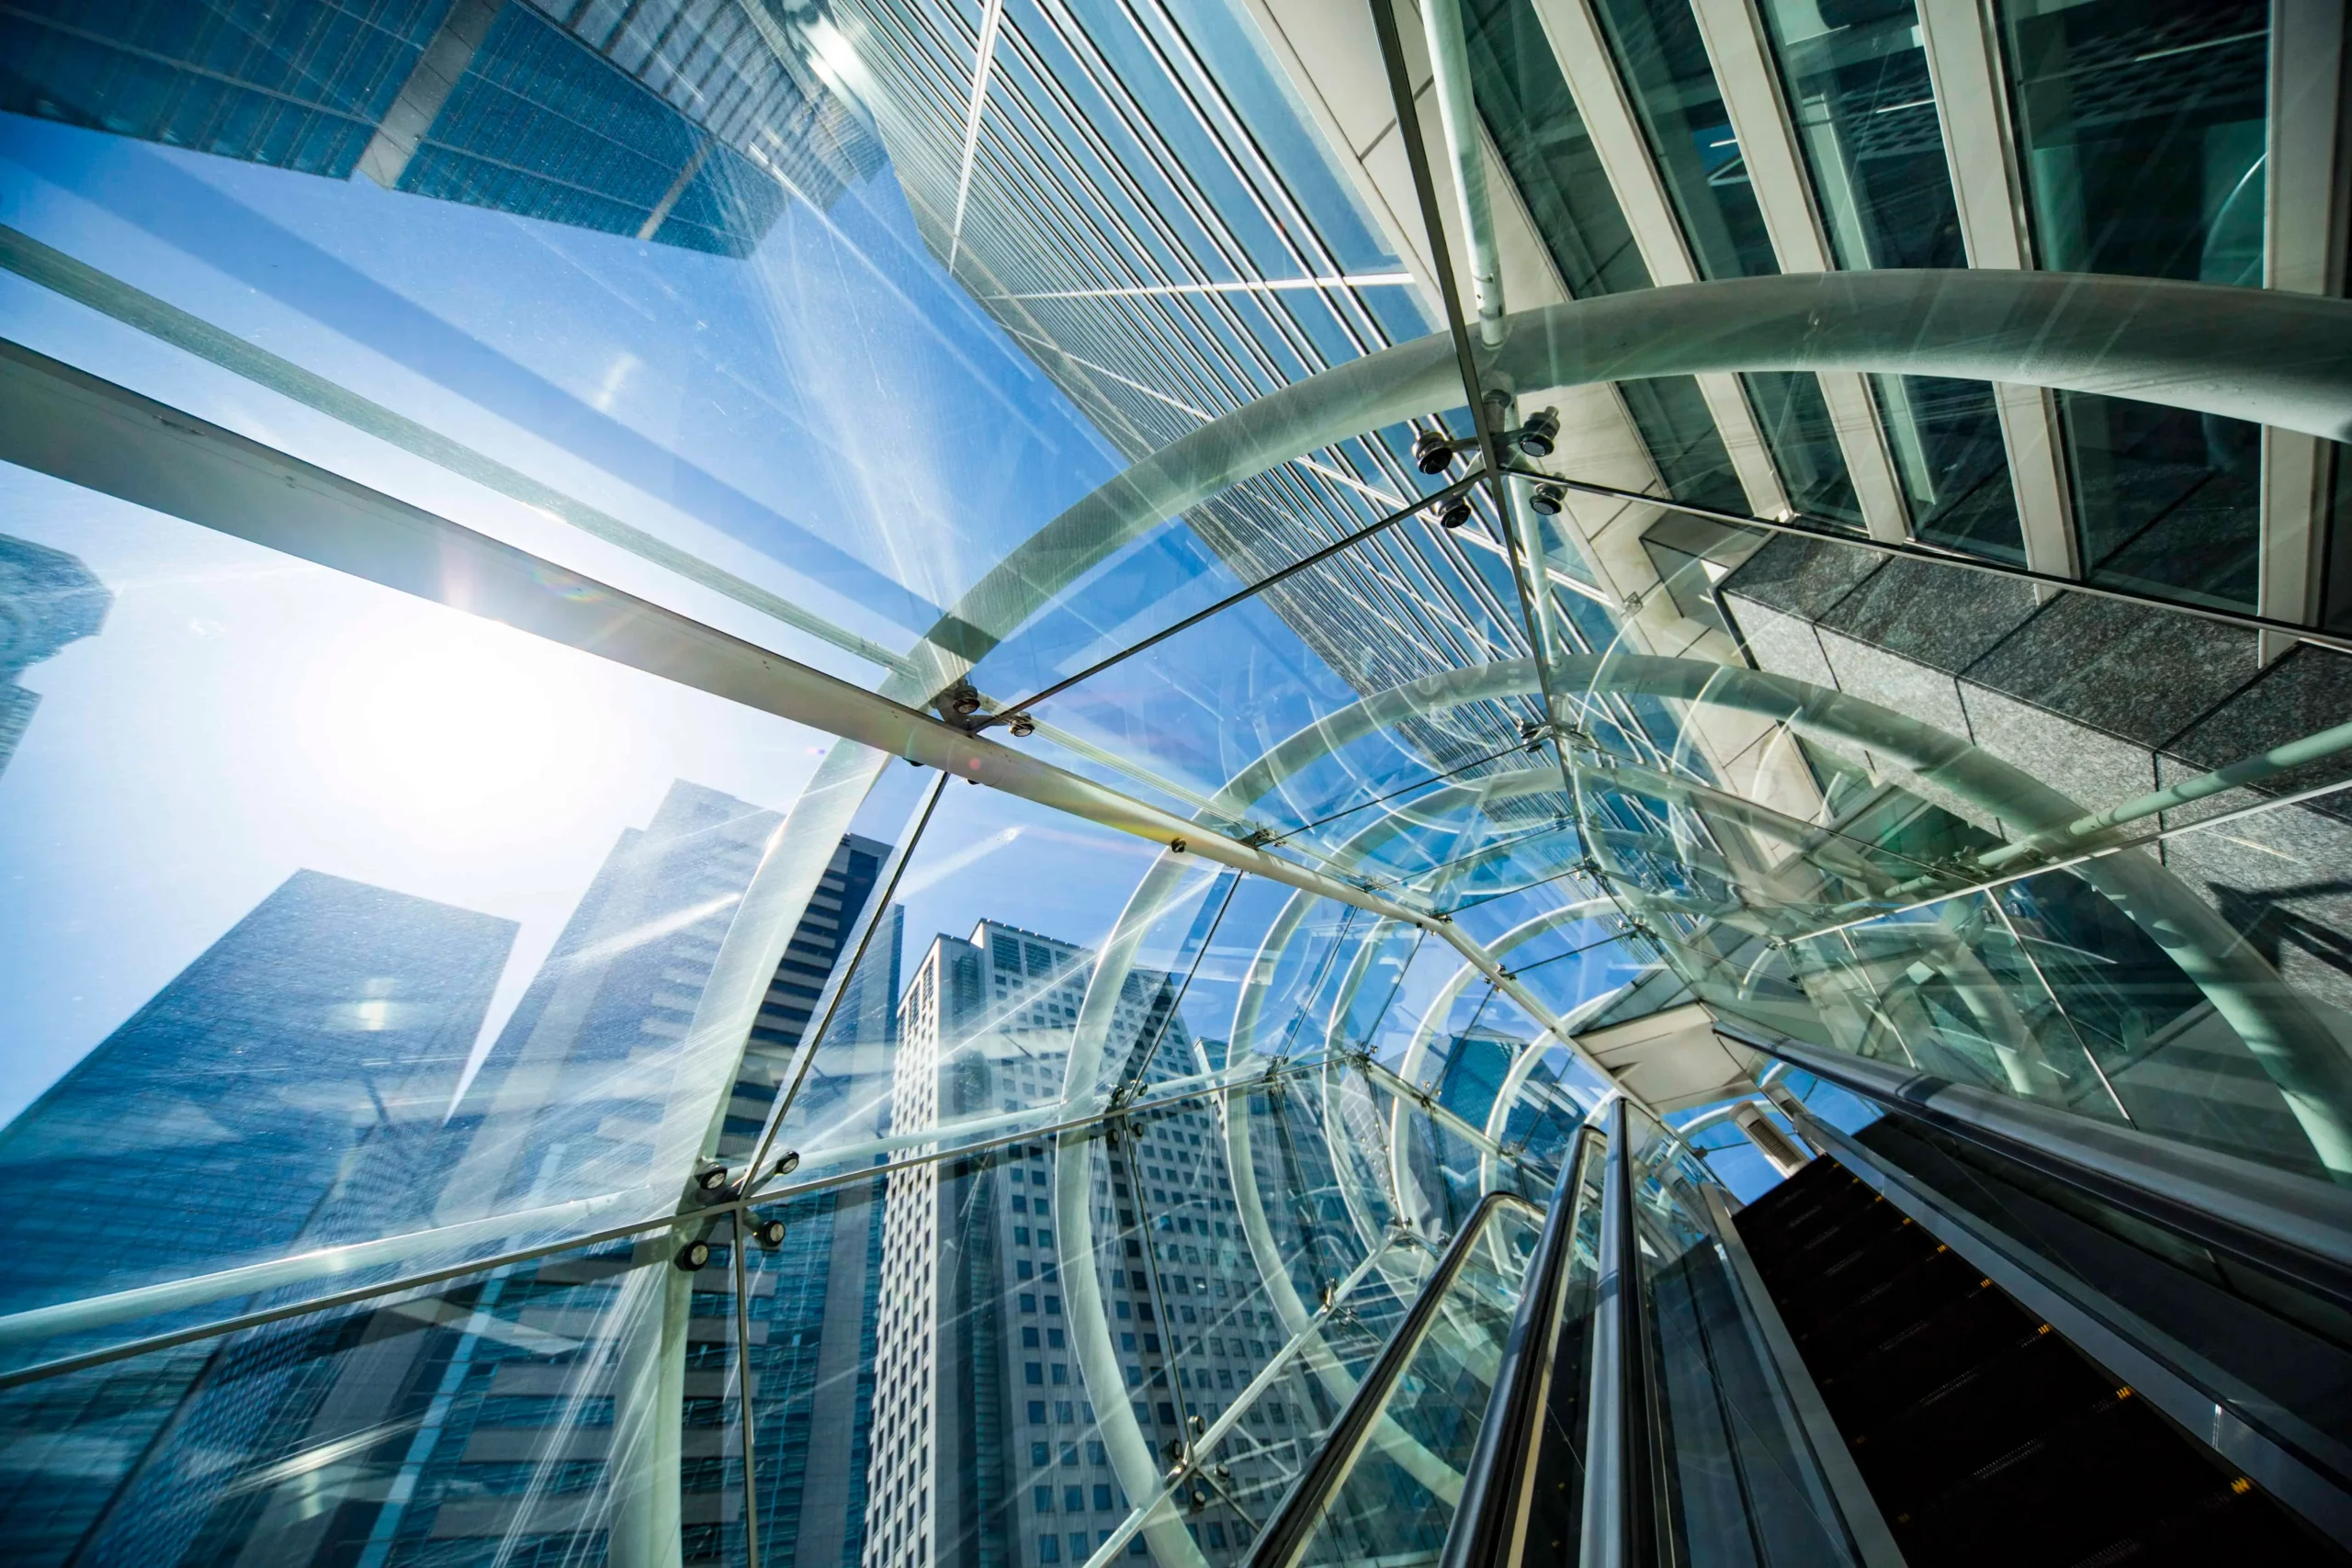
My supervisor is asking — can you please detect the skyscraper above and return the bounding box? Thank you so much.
[0,870,518,1564]
[0,784,900,1566]
[0,0,884,255]
[865,919,1270,1568]
[303,780,904,1568]
[0,532,107,781]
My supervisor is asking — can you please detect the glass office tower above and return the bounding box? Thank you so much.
[0,0,2349,1564]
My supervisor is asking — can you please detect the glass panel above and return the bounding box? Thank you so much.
[1287,1201,1541,1567]
[0,1231,689,1566]
[1626,1111,1861,1566]
[1996,0,2270,608]
[1585,0,1862,526]
[1461,0,1751,515]
[1755,0,2023,559]
[0,487,868,1359]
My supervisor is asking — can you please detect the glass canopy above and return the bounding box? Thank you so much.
[0,0,2347,1564]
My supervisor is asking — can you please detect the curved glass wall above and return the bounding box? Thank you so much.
[1,0,2349,1563]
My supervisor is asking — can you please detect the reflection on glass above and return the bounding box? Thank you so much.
[1997,0,2269,608]
[1625,1111,1861,1566]
[0,1233,685,1566]
[1288,1201,1540,1567]
[1587,0,1863,527]
[1752,0,2025,560]
[1462,0,1752,515]
[0,1,881,255]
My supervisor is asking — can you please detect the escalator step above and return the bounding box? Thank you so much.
[1730,1155,2346,1566]
[1848,1327,2109,1516]
[1816,1280,2036,1429]
[1894,1391,2236,1568]
[1790,1242,1979,1357]
[2077,1481,2339,1567]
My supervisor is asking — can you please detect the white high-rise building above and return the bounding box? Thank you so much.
[863,920,1273,1568]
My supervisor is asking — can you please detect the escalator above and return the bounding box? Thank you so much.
[1245,1091,2352,1568]
[1735,1154,2327,1566]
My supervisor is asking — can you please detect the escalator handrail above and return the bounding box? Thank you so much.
[1730,1024,2352,1310]
[1434,1124,1598,1568]
[1244,1185,1544,1568]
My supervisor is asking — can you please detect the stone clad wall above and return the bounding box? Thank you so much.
[1716,535,2352,1018]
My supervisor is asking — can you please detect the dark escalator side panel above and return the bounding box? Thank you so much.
[1734,1157,2344,1568]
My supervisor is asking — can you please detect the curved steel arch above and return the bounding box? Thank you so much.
[885,271,2352,708]
[1191,653,2352,1177]
[1387,900,1616,1230]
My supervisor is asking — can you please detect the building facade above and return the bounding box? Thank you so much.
[0,0,883,254]
[0,532,107,781]
[0,870,518,1565]
[865,919,1281,1568]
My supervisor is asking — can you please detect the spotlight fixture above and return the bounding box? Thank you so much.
[774,1150,800,1178]
[1529,482,1566,515]
[1412,428,1458,475]
[1517,406,1561,457]
[1009,712,1036,739]
[753,1217,787,1248]
[1437,497,1473,530]
[675,1237,714,1272]
[948,689,981,717]
[694,1164,730,1193]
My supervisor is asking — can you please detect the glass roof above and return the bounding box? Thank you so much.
[0,0,2348,1563]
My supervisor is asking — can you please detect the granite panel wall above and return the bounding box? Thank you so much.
[1717,536,2352,1017]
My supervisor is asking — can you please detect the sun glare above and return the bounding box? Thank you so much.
[300,608,618,853]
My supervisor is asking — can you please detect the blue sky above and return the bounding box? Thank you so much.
[0,101,1635,1168]
[0,116,1164,1122]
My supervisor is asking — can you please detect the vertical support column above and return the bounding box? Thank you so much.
[1915,0,2081,582]
[1684,0,1913,545]
[1577,1097,1640,1568]
[2260,0,2350,662]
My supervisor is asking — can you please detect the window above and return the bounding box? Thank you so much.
[1034,1487,1054,1514]
[1038,1538,1061,1564]
[1025,1363,1043,1384]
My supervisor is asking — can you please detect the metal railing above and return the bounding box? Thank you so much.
[1243,1187,1542,1568]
